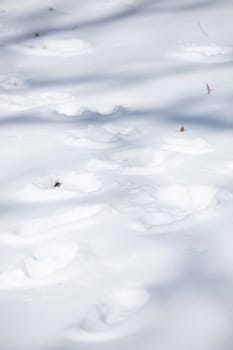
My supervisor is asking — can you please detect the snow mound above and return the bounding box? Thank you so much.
[157,185,216,213]
[161,136,213,154]
[61,172,102,193]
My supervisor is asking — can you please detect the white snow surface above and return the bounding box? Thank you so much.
[0,0,233,349]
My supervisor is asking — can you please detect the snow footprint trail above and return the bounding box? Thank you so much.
[64,286,150,342]
[127,185,218,233]
[0,242,79,290]
[111,147,170,175]
[0,204,113,245]
[23,242,78,278]
[61,124,139,149]
[106,133,213,176]
[16,172,102,202]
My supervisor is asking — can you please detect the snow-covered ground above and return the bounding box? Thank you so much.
[0,0,233,349]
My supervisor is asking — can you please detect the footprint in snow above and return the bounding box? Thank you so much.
[0,241,79,290]
[63,286,150,342]
[15,172,102,202]
[110,147,172,175]
[62,124,139,149]
[128,185,217,233]
[161,136,213,154]
[23,241,78,278]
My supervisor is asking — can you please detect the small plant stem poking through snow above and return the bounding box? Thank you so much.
[180,126,185,132]
[206,83,211,94]
[54,181,62,188]
[49,7,54,11]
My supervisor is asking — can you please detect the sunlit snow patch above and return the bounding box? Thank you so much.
[0,242,78,289]
[0,204,111,245]
[0,91,82,116]
[161,136,213,154]
[84,159,120,172]
[62,124,139,149]
[219,160,233,177]
[111,148,169,175]
[129,185,217,232]
[12,37,93,57]
[16,172,102,202]
[172,45,233,63]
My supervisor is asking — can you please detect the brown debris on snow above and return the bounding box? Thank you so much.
[179,126,185,132]
[54,181,62,188]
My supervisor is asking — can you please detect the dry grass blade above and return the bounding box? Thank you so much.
[206,83,211,95]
